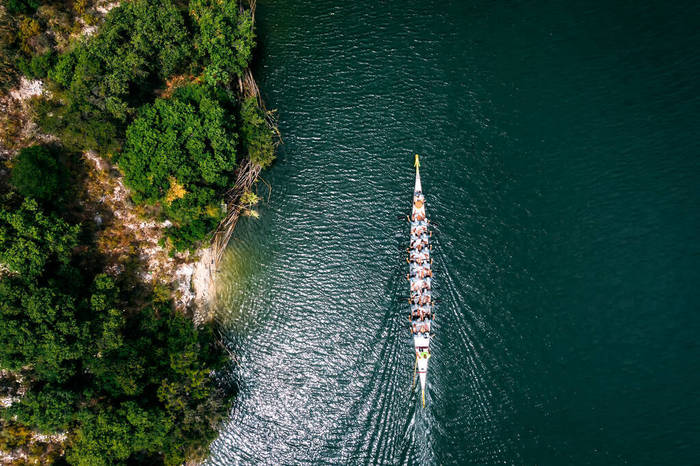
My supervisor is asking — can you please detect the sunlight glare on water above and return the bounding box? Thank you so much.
[206,0,700,464]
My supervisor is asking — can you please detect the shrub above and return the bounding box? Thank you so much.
[190,0,255,84]
[9,144,69,204]
[240,96,275,168]
[6,0,41,16]
[119,84,236,250]
[16,49,56,79]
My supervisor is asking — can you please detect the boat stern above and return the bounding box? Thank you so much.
[416,347,430,407]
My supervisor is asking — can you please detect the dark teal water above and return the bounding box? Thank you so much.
[207,1,700,464]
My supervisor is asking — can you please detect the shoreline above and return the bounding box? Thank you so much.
[0,0,276,461]
[0,1,275,326]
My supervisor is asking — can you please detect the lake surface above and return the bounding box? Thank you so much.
[206,1,700,464]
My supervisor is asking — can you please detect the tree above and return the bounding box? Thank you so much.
[0,195,78,279]
[118,84,238,250]
[6,0,41,16]
[9,145,70,204]
[240,96,275,168]
[190,0,255,85]
[0,196,87,383]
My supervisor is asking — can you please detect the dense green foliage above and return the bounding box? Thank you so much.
[0,0,275,462]
[191,0,255,85]
[16,48,55,79]
[10,144,69,203]
[6,0,41,16]
[38,0,194,152]
[34,0,258,153]
[0,197,81,382]
[0,193,230,464]
[240,96,276,168]
[119,84,238,250]
[21,0,273,253]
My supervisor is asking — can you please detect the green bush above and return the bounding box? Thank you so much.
[0,196,84,382]
[191,0,255,84]
[6,0,41,15]
[9,145,69,204]
[240,96,275,168]
[16,49,56,79]
[119,84,236,250]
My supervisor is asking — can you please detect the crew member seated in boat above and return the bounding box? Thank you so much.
[411,220,426,232]
[411,225,426,236]
[410,279,425,292]
[418,306,429,320]
[414,225,427,236]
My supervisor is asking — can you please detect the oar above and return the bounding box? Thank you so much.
[422,388,425,408]
[411,354,417,390]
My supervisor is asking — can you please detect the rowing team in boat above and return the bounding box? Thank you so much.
[407,191,433,339]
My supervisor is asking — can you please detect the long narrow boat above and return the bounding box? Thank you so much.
[408,154,433,407]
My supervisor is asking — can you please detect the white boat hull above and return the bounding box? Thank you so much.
[408,154,432,406]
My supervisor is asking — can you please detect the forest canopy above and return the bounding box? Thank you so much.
[38,0,195,152]
[9,0,276,254]
[20,0,275,251]
[0,190,230,464]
